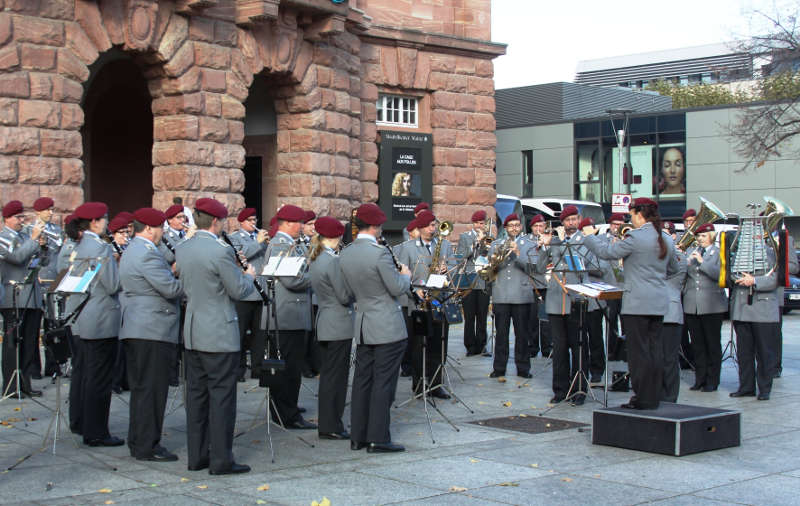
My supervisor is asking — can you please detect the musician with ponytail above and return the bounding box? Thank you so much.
[581,197,679,410]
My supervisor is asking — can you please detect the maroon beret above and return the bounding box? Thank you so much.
[694,223,714,234]
[356,203,387,226]
[559,205,578,222]
[609,212,626,223]
[194,198,228,219]
[275,204,305,222]
[2,200,23,218]
[33,197,54,211]
[413,202,430,214]
[406,219,419,232]
[529,214,544,226]
[503,213,520,227]
[268,216,278,237]
[471,210,487,222]
[64,213,77,225]
[304,210,317,223]
[237,207,256,222]
[663,221,676,234]
[115,211,134,225]
[165,204,184,219]
[682,208,697,219]
[108,216,129,233]
[416,210,436,228]
[75,202,108,220]
[630,197,658,209]
[133,207,167,228]
[579,217,595,229]
[314,216,344,238]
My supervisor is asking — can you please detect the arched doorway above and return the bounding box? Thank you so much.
[82,52,153,216]
[243,74,278,222]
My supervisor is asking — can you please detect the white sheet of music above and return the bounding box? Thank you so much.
[426,274,448,288]
[262,256,305,277]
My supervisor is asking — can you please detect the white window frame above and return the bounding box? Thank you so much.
[376,94,418,128]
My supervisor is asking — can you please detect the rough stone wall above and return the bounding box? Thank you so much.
[357,0,491,41]
[361,43,497,231]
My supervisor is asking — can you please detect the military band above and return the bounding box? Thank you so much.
[1,192,796,474]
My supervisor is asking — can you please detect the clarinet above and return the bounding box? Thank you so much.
[111,241,123,257]
[220,231,270,304]
[378,236,423,306]
[161,236,176,255]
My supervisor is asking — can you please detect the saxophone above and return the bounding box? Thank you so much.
[426,221,452,279]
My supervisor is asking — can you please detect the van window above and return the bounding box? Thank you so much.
[544,201,562,212]
[578,205,606,224]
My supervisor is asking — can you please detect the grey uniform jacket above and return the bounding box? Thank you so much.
[56,238,76,275]
[778,235,799,306]
[339,236,411,345]
[456,230,486,290]
[490,235,535,305]
[582,222,679,316]
[175,230,255,352]
[309,247,354,341]
[396,237,453,287]
[119,236,184,344]
[392,239,415,309]
[158,226,184,265]
[228,228,268,303]
[0,227,41,309]
[730,247,779,323]
[535,232,605,314]
[682,244,728,315]
[522,234,547,289]
[266,232,312,331]
[665,248,688,324]
[71,232,121,340]
[24,222,62,283]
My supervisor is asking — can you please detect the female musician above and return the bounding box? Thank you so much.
[682,223,728,392]
[581,198,679,410]
[662,222,687,402]
[108,215,130,260]
[308,216,354,440]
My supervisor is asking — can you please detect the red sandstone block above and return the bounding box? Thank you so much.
[362,182,378,202]
[475,132,497,150]
[467,76,494,96]
[475,95,495,114]
[0,46,19,71]
[199,116,229,142]
[157,12,188,62]
[229,49,252,90]
[66,21,99,65]
[51,75,81,103]
[13,14,65,46]
[361,102,376,122]
[432,128,456,148]
[360,141,377,163]
[360,44,380,64]
[455,168,475,186]
[0,156,18,182]
[431,110,467,129]
[432,91,457,110]
[40,129,80,157]
[18,99,60,128]
[445,74,468,93]
[220,95,244,120]
[152,165,201,191]
[475,168,495,186]
[154,115,199,141]
[57,48,89,81]
[75,0,112,54]
[317,67,332,88]
[204,92,222,117]
[152,93,203,116]
[362,63,382,85]
[226,73,249,102]
[164,41,195,78]
[468,113,495,132]
[413,53,431,90]
[466,186,495,206]
[360,161,378,182]
[429,55,456,73]
[475,59,493,78]
[153,140,215,166]
[319,132,336,154]
[334,134,350,156]
[333,156,349,176]
[279,152,316,174]
[59,158,83,184]
[199,167,231,191]
[319,175,335,197]
[100,0,124,45]
[201,68,226,92]
[334,176,351,198]
[428,71,447,91]
[194,41,231,70]
[290,130,321,152]
[17,155,60,184]
[456,94,477,113]
[379,46,398,86]
[28,73,52,99]
[228,120,244,144]
[0,98,17,125]
[213,20,237,47]
[334,90,351,113]
[325,111,350,133]
[189,16,214,43]
[21,45,56,71]
[229,168,244,192]
[214,143,245,168]
[320,89,336,110]
[0,126,39,154]
[349,96,361,116]
[455,130,478,150]
[361,122,376,143]
[433,165,457,185]
[0,13,12,47]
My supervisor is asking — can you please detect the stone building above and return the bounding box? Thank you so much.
[0,0,504,231]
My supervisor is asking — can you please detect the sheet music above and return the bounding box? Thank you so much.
[426,274,448,288]
[262,256,305,277]
[56,261,102,294]
[564,282,623,299]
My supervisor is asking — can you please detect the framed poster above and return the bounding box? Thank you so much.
[377,131,433,230]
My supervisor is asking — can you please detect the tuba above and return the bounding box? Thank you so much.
[676,196,726,250]
[763,196,793,237]
[479,236,515,283]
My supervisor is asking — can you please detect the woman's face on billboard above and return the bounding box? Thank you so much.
[661,148,684,193]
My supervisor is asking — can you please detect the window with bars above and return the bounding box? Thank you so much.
[376,94,418,128]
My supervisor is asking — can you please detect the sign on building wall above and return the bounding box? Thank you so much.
[378,131,433,230]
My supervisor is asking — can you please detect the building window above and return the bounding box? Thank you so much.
[522,150,533,198]
[376,94,418,128]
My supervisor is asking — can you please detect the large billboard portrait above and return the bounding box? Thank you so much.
[654,144,686,198]
[378,131,433,229]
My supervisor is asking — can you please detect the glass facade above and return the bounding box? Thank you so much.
[573,113,687,218]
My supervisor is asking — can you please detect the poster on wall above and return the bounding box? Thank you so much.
[378,131,432,230]
[653,144,686,198]
[612,146,654,198]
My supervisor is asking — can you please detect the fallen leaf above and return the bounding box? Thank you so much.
[196,485,208,489]
[469,458,479,463]
[13,407,20,412]
[104,501,114,505]
[478,401,487,405]
[149,484,158,487]
[497,377,507,383]
[311,498,331,506]
[530,405,537,409]
[545,423,551,428]
[449,486,468,492]
[256,484,270,491]
[594,474,602,478]
[6,418,20,423]
[498,482,519,487]
[530,463,539,468]
[477,383,484,387]
[256,501,267,505]
[519,414,528,418]
[561,477,573,483]
[27,417,37,421]
[180,478,190,483]
[252,440,261,444]
[502,401,512,407]
[98,488,112,493]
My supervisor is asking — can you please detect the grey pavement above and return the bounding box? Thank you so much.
[1,314,800,505]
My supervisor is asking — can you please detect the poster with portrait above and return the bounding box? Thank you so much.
[653,144,686,198]
[378,131,432,229]
[611,146,654,198]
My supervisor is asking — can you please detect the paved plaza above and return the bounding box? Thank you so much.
[2,314,800,505]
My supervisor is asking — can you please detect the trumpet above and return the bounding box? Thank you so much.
[616,223,633,239]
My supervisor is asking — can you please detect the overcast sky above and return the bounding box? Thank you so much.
[491,0,768,89]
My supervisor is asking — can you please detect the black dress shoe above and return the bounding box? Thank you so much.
[85,436,125,447]
[298,406,307,414]
[549,395,565,404]
[757,392,770,401]
[319,431,350,440]
[620,401,639,409]
[430,388,451,400]
[400,369,412,377]
[367,442,405,453]
[517,372,533,379]
[168,379,179,387]
[209,462,250,475]
[21,388,42,398]
[112,385,123,394]
[351,441,367,451]
[729,390,756,398]
[136,447,178,462]
[571,395,585,406]
[702,385,717,392]
[188,460,209,471]
[31,371,43,380]
[489,371,505,378]
[689,383,704,391]
[286,417,317,430]
[774,369,782,379]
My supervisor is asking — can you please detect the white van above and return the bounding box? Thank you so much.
[520,198,606,232]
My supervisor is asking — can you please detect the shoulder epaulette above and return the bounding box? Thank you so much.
[369,241,384,248]
[216,237,230,248]
[144,242,156,251]
[92,235,104,244]
[324,249,336,257]
[278,237,290,244]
